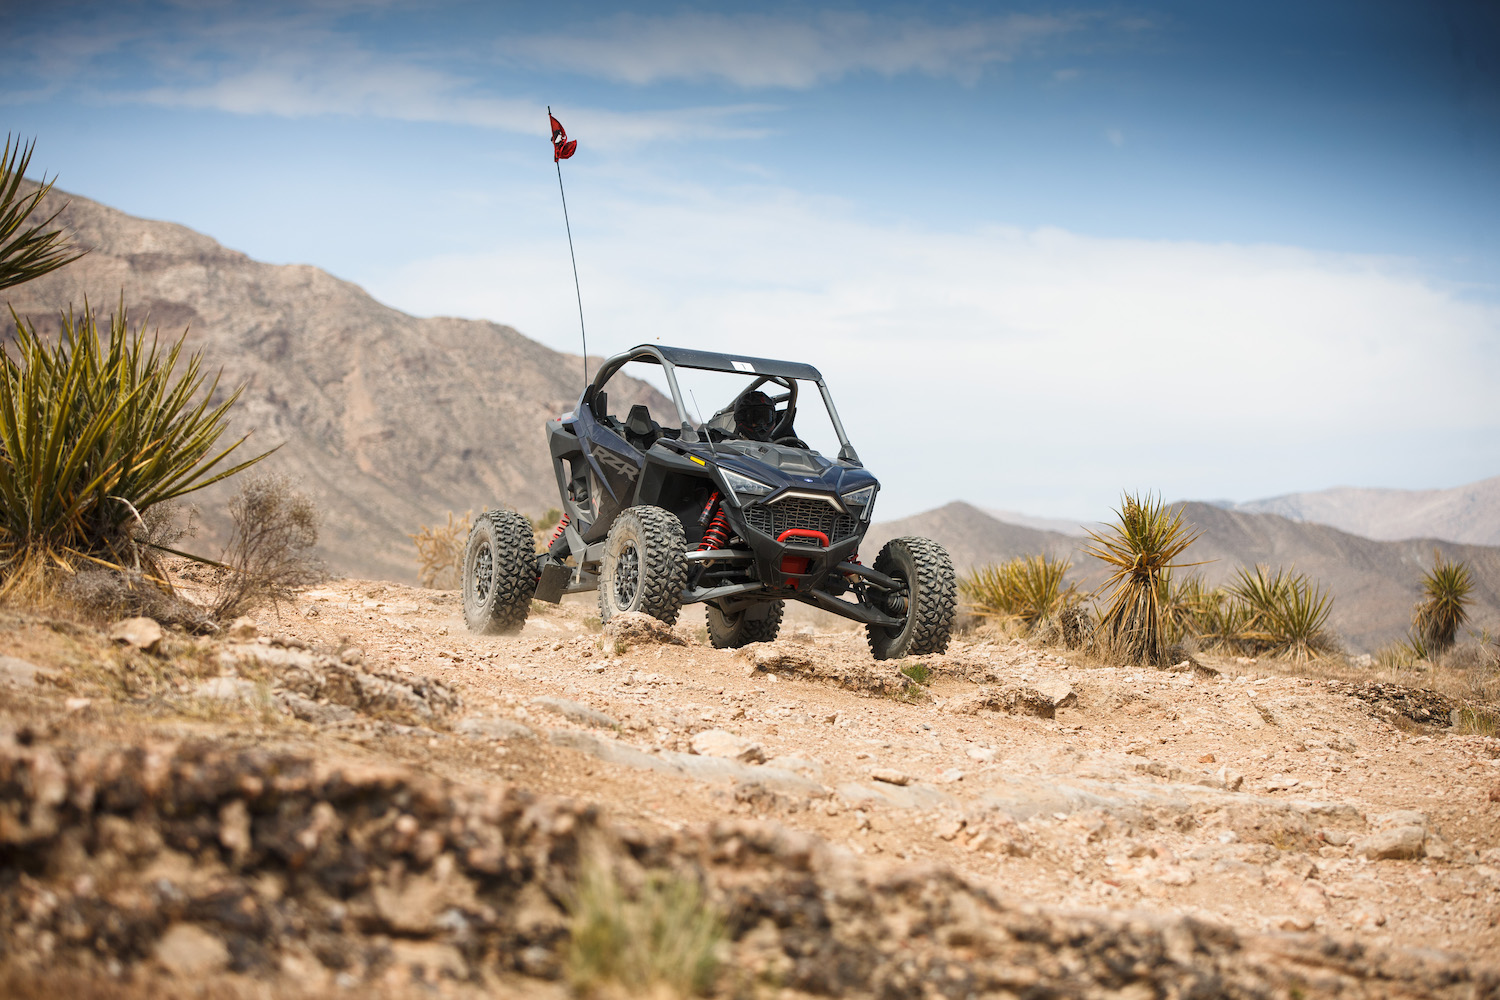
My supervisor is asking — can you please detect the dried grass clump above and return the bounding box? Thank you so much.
[567,855,723,998]
[410,509,473,589]
[209,473,323,620]
[960,553,1080,631]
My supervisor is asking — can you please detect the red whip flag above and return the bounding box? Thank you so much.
[550,114,577,161]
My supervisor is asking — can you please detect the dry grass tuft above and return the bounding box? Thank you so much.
[567,854,724,998]
[960,553,1080,631]
[410,508,473,589]
[209,473,323,620]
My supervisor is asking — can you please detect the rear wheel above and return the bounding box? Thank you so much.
[865,536,956,660]
[463,510,537,634]
[706,600,784,648]
[598,506,688,625]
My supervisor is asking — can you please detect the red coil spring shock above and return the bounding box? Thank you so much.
[548,514,570,546]
[698,492,730,551]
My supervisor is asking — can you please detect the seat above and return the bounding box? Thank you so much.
[624,404,660,449]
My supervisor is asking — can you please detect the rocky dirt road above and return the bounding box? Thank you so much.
[3,578,1500,997]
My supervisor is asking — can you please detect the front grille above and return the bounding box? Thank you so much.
[744,496,859,544]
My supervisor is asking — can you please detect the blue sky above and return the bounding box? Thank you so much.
[3,0,1498,523]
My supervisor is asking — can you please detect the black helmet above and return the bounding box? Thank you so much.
[733,390,775,441]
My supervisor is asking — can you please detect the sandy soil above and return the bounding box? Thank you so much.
[4,578,1500,995]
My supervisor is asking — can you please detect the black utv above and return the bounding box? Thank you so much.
[461,345,955,659]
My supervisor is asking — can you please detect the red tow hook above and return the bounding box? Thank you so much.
[776,528,829,588]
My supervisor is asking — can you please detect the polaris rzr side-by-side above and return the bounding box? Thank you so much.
[461,345,956,659]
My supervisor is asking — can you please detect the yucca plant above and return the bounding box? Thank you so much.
[1413,550,1473,652]
[0,302,270,591]
[1228,564,1337,662]
[1,135,85,290]
[960,552,1078,628]
[1157,571,1217,645]
[1195,589,1260,654]
[1085,492,1203,665]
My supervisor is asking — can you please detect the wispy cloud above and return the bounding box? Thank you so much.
[506,10,1093,88]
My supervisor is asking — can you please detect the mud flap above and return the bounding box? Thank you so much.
[534,561,571,604]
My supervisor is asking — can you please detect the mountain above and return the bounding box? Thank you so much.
[4,185,665,583]
[870,501,1500,651]
[980,507,1091,537]
[1228,477,1500,547]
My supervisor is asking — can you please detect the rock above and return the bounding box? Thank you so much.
[1265,774,1300,791]
[1216,766,1245,791]
[194,676,259,703]
[1369,809,1428,830]
[604,611,687,649]
[1355,825,1426,860]
[108,616,163,652]
[871,768,911,786]
[949,685,1058,719]
[1319,829,1351,846]
[966,747,997,763]
[339,646,364,665]
[1034,679,1076,708]
[456,716,537,741]
[275,690,358,725]
[1276,914,1314,932]
[530,696,619,729]
[389,940,468,980]
[153,922,230,976]
[690,729,767,763]
[0,655,58,689]
[226,616,259,640]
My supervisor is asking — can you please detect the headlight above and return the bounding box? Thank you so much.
[720,467,773,497]
[841,484,877,519]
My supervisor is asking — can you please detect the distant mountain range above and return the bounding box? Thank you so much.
[6,185,663,583]
[1216,477,1500,547]
[867,501,1500,651]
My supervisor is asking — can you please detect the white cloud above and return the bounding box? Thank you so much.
[505,10,1091,88]
[369,181,1500,518]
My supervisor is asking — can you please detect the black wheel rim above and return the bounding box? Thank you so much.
[613,540,640,608]
[473,541,494,604]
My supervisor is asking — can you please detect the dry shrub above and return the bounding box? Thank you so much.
[60,567,214,632]
[410,509,472,589]
[209,473,323,620]
[960,553,1080,631]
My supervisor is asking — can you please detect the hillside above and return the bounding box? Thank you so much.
[3,185,665,583]
[872,501,1500,651]
[1229,476,1500,547]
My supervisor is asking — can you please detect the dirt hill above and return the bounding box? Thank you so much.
[1229,476,1500,547]
[871,501,1500,652]
[3,184,665,583]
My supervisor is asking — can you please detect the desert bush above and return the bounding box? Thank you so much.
[567,855,723,998]
[1226,565,1339,663]
[0,302,267,595]
[1085,493,1202,666]
[209,473,323,620]
[960,553,1079,630]
[1,134,85,291]
[532,506,565,552]
[410,509,473,589]
[1413,550,1473,653]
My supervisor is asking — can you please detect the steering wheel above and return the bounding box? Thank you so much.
[774,436,809,449]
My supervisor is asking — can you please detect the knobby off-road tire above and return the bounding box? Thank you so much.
[866,535,956,660]
[598,505,688,625]
[462,510,537,634]
[706,600,784,649]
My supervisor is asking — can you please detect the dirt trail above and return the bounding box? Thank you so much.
[4,578,1500,996]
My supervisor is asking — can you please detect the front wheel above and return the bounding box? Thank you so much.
[463,509,538,634]
[706,600,784,648]
[865,536,956,660]
[598,506,688,625]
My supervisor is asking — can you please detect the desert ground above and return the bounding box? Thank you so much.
[3,578,1499,998]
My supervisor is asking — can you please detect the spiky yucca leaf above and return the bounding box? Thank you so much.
[0,135,85,291]
[1413,551,1473,652]
[0,302,271,585]
[960,553,1078,628]
[1228,564,1337,662]
[1085,493,1203,665]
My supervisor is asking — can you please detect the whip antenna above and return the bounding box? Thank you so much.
[548,106,587,385]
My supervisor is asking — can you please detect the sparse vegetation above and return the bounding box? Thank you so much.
[1084,493,1202,666]
[409,509,473,589]
[1413,550,1473,653]
[0,134,86,291]
[1227,564,1338,664]
[959,553,1079,630]
[209,473,323,620]
[531,506,564,552]
[566,855,723,998]
[0,303,269,598]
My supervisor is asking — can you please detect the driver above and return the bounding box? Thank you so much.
[732,390,776,442]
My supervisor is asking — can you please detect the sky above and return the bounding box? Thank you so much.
[3,0,1498,524]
